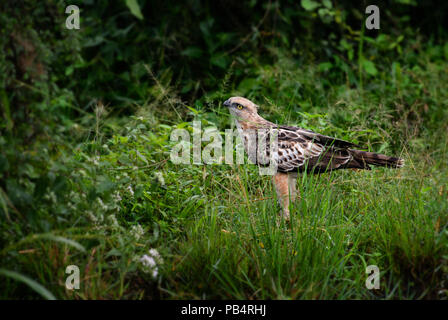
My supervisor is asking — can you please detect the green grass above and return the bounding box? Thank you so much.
[1,46,447,300]
[162,156,446,299]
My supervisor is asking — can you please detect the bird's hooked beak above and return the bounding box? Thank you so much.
[223,99,231,108]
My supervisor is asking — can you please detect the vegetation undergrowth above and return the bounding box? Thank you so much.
[1,0,447,299]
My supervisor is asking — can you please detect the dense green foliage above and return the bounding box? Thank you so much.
[0,0,447,299]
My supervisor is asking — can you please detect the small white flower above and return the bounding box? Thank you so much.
[131,224,144,240]
[108,214,119,227]
[139,254,159,279]
[97,197,108,211]
[154,172,165,187]
[86,210,97,223]
[127,185,134,196]
[140,255,156,268]
[148,248,159,258]
[148,248,163,264]
[137,248,163,279]
[47,191,57,203]
[114,191,122,202]
[69,190,79,200]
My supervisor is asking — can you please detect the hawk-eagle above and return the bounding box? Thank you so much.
[223,96,404,219]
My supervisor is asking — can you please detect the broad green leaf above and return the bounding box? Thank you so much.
[118,153,132,165]
[186,106,199,115]
[323,0,333,9]
[158,124,172,130]
[125,0,143,20]
[0,187,10,221]
[237,78,258,94]
[106,248,122,257]
[361,59,378,76]
[210,55,229,69]
[318,62,333,72]
[136,150,148,165]
[34,234,86,252]
[0,269,56,300]
[301,0,320,11]
[97,175,115,194]
[181,47,203,58]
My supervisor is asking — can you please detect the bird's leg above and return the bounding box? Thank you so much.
[273,172,298,220]
[288,172,299,202]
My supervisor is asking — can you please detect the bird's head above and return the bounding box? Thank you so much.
[223,96,259,121]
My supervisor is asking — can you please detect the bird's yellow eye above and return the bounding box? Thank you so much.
[237,104,243,110]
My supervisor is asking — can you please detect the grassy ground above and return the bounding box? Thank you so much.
[1,46,447,300]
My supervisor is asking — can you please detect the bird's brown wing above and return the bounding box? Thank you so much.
[275,126,357,173]
[280,125,360,149]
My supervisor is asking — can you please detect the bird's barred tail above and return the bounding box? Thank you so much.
[351,150,404,168]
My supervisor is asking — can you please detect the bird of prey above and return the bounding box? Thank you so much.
[223,96,404,220]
